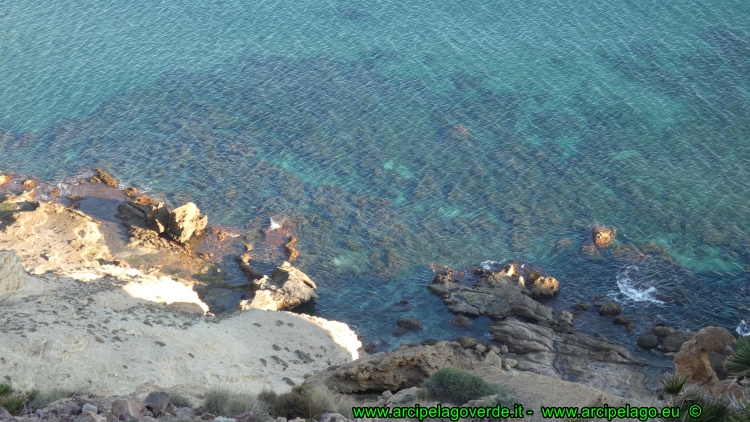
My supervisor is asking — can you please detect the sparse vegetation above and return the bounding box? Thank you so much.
[202,388,269,418]
[29,388,82,409]
[308,386,358,420]
[660,373,689,398]
[728,336,750,382]
[169,393,193,409]
[0,384,37,416]
[270,387,323,420]
[423,368,504,405]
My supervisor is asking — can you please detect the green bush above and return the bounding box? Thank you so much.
[728,336,750,381]
[272,390,323,419]
[660,384,729,422]
[202,388,269,418]
[660,373,688,397]
[0,384,12,397]
[0,395,25,415]
[423,367,502,405]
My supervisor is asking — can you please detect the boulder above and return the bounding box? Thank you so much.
[167,202,208,243]
[319,413,349,422]
[489,319,649,400]
[637,334,658,349]
[456,336,478,349]
[484,350,502,368]
[592,226,615,247]
[0,174,10,186]
[90,169,117,188]
[674,326,736,394]
[529,276,559,299]
[82,403,99,414]
[303,341,477,393]
[597,302,622,316]
[396,317,422,330]
[75,410,105,422]
[428,271,555,324]
[239,262,318,311]
[144,391,171,417]
[612,315,632,326]
[111,400,146,420]
[235,255,265,281]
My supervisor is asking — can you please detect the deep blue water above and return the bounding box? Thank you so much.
[2,0,750,348]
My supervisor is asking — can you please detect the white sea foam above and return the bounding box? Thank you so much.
[614,265,665,304]
[269,217,282,230]
[737,320,750,337]
[480,260,501,270]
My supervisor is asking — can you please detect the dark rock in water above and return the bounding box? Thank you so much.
[392,328,405,336]
[235,254,264,281]
[456,336,478,349]
[652,325,677,338]
[612,315,632,326]
[303,341,477,393]
[123,187,138,197]
[362,343,377,353]
[662,335,689,353]
[489,319,650,400]
[592,226,615,247]
[421,338,439,346]
[396,317,422,330]
[581,244,602,259]
[572,302,590,311]
[637,334,658,349]
[597,302,622,316]
[451,313,472,328]
[428,268,555,324]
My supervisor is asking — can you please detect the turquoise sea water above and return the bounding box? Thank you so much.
[2,0,750,347]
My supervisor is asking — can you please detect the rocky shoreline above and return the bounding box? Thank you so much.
[0,169,748,421]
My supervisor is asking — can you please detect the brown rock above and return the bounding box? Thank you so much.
[123,187,138,197]
[592,226,615,247]
[0,174,11,186]
[111,400,145,420]
[663,335,689,353]
[284,237,300,262]
[303,341,477,393]
[529,276,559,299]
[674,326,736,394]
[22,179,35,189]
[597,302,622,316]
[167,202,208,243]
[90,169,117,188]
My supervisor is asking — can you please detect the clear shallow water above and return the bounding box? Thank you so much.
[2,0,750,347]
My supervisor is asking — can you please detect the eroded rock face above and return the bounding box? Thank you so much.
[529,276,559,299]
[674,326,736,393]
[167,203,208,243]
[303,341,477,393]
[0,202,111,273]
[238,262,318,311]
[489,319,649,400]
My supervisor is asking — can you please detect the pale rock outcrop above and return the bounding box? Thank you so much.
[111,400,146,420]
[0,201,111,273]
[489,319,650,401]
[303,341,477,393]
[0,266,358,395]
[529,276,559,299]
[239,262,318,311]
[167,202,208,243]
[674,326,737,395]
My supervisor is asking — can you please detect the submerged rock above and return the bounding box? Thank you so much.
[597,302,622,316]
[396,317,422,330]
